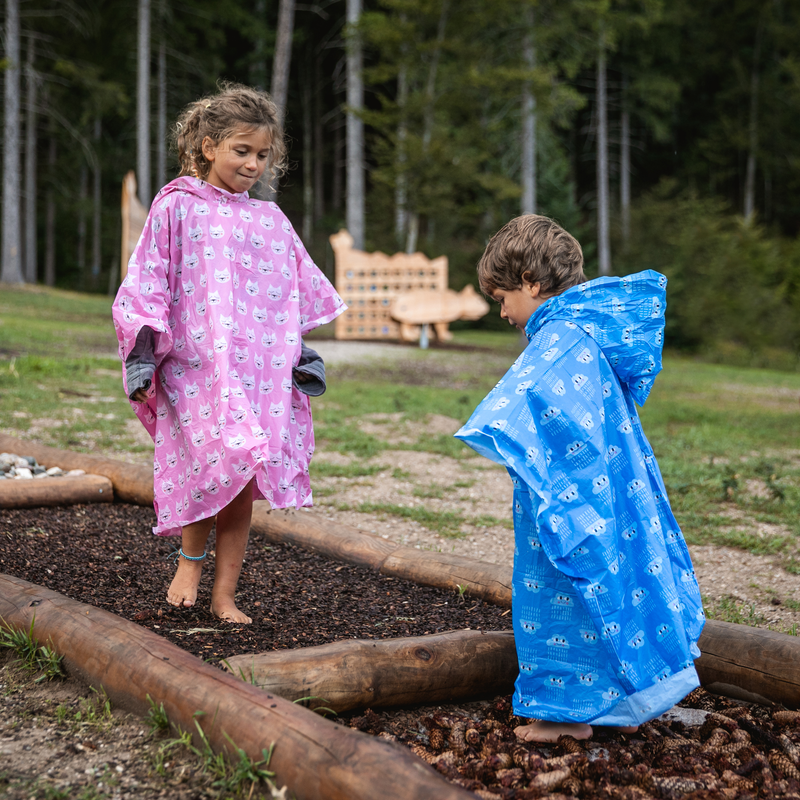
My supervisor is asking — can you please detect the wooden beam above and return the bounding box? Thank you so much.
[696,620,800,708]
[0,574,475,800]
[0,474,113,508]
[0,435,151,506]
[224,630,518,714]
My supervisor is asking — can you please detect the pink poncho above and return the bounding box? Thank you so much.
[112,176,346,536]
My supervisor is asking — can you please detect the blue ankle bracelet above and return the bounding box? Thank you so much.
[170,548,207,563]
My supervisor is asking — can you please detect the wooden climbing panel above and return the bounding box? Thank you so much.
[330,229,448,340]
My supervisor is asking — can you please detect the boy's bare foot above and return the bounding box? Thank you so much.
[514,721,593,743]
[166,558,204,608]
[211,595,252,624]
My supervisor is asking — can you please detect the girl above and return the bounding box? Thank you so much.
[112,83,345,624]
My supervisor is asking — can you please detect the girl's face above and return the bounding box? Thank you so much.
[201,128,272,195]
[491,280,547,332]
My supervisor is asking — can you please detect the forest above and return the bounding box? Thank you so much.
[1,0,800,363]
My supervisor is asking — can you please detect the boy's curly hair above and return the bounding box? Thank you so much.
[172,82,287,191]
[478,215,586,297]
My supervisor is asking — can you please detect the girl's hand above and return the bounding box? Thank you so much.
[131,388,150,403]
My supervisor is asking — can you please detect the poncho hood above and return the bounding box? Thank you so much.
[525,270,667,406]
[157,175,249,203]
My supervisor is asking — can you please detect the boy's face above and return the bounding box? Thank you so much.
[491,281,547,332]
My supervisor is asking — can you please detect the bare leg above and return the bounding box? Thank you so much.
[210,479,254,624]
[167,516,214,609]
[514,721,593,743]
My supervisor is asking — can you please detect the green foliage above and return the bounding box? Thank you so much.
[615,182,800,365]
[155,720,280,797]
[146,695,171,733]
[0,618,65,682]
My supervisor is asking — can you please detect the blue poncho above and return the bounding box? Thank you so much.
[455,271,704,726]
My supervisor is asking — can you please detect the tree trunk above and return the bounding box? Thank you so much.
[346,0,365,249]
[77,165,88,284]
[225,630,518,714]
[313,55,325,222]
[137,0,151,207]
[596,28,611,277]
[44,137,56,286]
[91,117,102,282]
[271,0,296,126]
[743,20,763,223]
[395,60,408,247]
[2,0,24,284]
[406,0,449,254]
[156,37,167,191]
[333,104,343,212]
[251,0,267,90]
[620,74,631,249]
[521,6,537,216]
[24,36,37,284]
[302,73,313,242]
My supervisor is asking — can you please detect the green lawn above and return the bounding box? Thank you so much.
[2,283,799,570]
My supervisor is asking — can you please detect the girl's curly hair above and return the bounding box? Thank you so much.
[172,82,287,191]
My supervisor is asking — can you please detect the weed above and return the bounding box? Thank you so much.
[0,617,64,681]
[703,595,766,627]
[293,695,338,717]
[310,461,387,479]
[157,719,281,797]
[391,467,411,480]
[413,485,444,499]
[146,694,170,733]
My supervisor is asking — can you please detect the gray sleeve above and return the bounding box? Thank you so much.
[125,327,156,400]
[292,341,326,397]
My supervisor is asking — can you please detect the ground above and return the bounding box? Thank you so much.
[2,339,800,798]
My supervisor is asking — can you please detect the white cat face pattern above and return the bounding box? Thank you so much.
[455,271,703,727]
[112,177,346,536]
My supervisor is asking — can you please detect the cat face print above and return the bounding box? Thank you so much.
[271,354,287,369]
[246,279,259,296]
[258,259,274,275]
[214,268,231,283]
[274,311,289,325]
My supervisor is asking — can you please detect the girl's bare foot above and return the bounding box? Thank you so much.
[211,594,252,624]
[514,721,593,743]
[167,557,204,608]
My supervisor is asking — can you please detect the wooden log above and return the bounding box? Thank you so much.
[0,474,113,508]
[0,574,474,800]
[250,505,397,570]
[225,630,518,714]
[696,620,800,709]
[0,434,152,506]
[380,547,512,607]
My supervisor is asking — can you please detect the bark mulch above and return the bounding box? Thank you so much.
[2,503,800,800]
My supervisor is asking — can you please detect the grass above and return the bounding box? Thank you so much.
[0,617,65,682]
[2,284,800,572]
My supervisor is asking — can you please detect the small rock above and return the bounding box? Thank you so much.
[66,469,86,476]
[32,465,46,475]
[14,456,29,469]
[34,472,50,479]
[24,456,37,466]
[46,466,65,476]
[14,468,33,479]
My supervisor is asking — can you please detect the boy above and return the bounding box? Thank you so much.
[455,215,704,742]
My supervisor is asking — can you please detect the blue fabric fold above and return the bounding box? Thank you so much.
[455,270,704,725]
